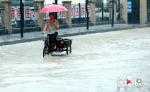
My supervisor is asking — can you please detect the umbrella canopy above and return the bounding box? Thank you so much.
[39,4,68,13]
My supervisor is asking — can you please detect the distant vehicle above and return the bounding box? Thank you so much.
[12,20,17,28]
[12,20,35,28]
[25,20,35,27]
[12,20,21,28]
[96,12,119,18]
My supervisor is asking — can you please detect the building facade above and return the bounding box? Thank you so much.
[12,0,34,6]
[107,0,150,24]
[147,0,150,23]
[89,0,103,8]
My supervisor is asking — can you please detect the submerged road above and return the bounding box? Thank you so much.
[0,28,150,92]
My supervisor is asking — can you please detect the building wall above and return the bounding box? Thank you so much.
[12,0,34,6]
[95,0,103,7]
[124,0,147,24]
[140,0,147,24]
[96,0,103,3]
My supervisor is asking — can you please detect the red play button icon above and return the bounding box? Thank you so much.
[126,79,131,84]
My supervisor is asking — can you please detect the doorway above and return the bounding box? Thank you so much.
[128,0,140,24]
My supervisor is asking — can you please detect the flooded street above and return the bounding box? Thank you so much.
[0,28,150,92]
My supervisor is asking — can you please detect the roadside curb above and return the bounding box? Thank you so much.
[0,25,149,46]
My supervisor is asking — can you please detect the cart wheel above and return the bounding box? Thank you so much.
[43,45,48,57]
[70,40,72,53]
[70,46,72,53]
[66,46,68,55]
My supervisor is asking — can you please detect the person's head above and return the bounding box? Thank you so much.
[49,12,54,19]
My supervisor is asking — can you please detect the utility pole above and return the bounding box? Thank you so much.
[86,0,89,30]
[79,3,81,24]
[102,2,104,22]
[55,0,58,19]
[20,0,24,37]
[111,0,114,27]
[118,0,120,20]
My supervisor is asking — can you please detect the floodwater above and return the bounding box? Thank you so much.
[0,28,150,92]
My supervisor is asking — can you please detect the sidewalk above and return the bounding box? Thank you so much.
[0,24,149,46]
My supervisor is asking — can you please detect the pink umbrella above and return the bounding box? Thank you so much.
[39,4,68,13]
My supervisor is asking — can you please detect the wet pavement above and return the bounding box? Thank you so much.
[0,27,150,92]
[0,24,149,46]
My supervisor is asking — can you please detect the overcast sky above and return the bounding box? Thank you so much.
[44,0,106,4]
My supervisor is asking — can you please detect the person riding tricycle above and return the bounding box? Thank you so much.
[42,12,59,51]
[40,4,72,57]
